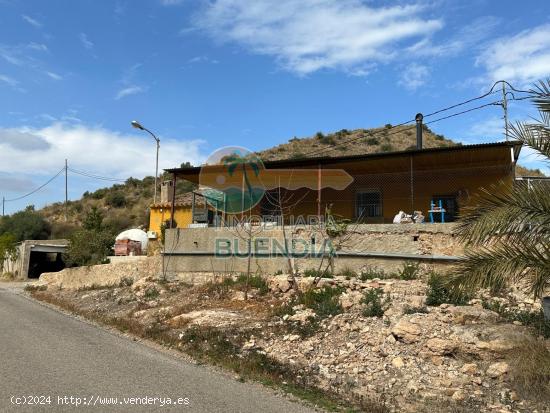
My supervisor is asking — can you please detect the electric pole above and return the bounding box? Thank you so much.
[502,82,509,141]
[65,159,68,221]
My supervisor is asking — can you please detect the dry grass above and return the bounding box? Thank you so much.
[506,337,550,402]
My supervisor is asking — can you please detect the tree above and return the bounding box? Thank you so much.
[449,80,550,301]
[0,209,51,242]
[64,229,114,267]
[105,192,126,208]
[83,206,104,231]
[0,233,18,274]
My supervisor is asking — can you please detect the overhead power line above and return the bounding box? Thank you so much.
[68,167,127,182]
[4,167,65,203]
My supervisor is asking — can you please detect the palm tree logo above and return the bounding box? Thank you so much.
[200,147,266,214]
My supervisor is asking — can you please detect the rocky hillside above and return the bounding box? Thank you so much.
[256,125,456,161]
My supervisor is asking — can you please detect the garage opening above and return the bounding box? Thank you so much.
[28,252,66,279]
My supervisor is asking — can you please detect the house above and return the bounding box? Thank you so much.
[151,140,522,229]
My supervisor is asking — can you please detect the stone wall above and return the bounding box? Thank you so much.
[39,256,161,289]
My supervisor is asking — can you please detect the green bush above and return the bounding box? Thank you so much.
[301,286,344,318]
[105,192,126,208]
[338,267,357,279]
[144,286,160,300]
[361,288,391,317]
[119,277,134,287]
[396,262,420,280]
[64,229,114,267]
[426,272,470,306]
[0,208,51,242]
[482,300,550,338]
[303,268,333,278]
[359,266,387,281]
[380,143,394,152]
[366,137,380,145]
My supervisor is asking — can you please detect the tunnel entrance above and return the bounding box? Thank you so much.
[27,251,66,279]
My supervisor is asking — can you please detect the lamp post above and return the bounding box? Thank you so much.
[131,120,160,204]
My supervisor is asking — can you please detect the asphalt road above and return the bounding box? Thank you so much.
[0,285,316,413]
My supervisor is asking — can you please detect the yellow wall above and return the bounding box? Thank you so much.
[149,205,193,233]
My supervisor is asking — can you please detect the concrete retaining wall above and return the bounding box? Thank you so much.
[163,224,462,276]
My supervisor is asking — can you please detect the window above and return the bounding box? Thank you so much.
[355,190,382,219]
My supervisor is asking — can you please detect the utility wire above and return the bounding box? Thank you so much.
[298,81,535,159]
[68,167,127,182]
[4,167,65,202]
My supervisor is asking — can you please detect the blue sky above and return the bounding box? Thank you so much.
[1,0,549,214]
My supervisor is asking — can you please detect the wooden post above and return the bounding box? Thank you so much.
[169,173,177,229]
[317,163,322,219]
[191,192,196,224]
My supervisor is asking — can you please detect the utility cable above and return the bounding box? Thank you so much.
[4,167,65,202]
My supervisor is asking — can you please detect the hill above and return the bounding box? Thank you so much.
[37,125,544,237]
[256,124,455,161]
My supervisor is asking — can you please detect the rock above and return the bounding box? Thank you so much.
[448,306,499,325]
[391,357,405,368]
[486,362,509,379]
[391,319,421,343]
[452,389,466,401]
[460,363,478,375]
[339,291,363,310]
[289,308,316,324]
[425,338,458,356]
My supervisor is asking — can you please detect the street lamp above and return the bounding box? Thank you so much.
[131,120,160,204]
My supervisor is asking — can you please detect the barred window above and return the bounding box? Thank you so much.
[355,190,382,218]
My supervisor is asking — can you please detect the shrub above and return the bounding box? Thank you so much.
[235,274,269,295]
[482,300,550,338]
[366,137,380,145]
[64,229,114,267]
[315,131,325,140]
[359,267,387,281]
[396,262,420,280]
[506,337,550,402]
[0,209,51,242]
[303,268,333,278]
[338,267,357,279]
[318,135,337,145]
[105,192,126,208]
[90,188,107,199]
[403,305,429,314]
[380,143,394,152]
[426,272,470,306]
[119,277,134,287]
[301,286,344,318]
[361,288,391,317]
[434,134,445,141]
[144,286,160,300]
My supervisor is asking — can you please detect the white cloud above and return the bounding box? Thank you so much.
[79,33,94,49]
[46,71,63,80]
[115,85,146,100]
[161,0,185,5]
[0,123,205,178]
[476,24,550,85]
[194,0,443,75]
[27,42,49,52]
[398,63,429,90]
[187,55,219,64]
[21,14,42,28]
[0,74,19,89]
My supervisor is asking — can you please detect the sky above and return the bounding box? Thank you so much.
[0,0,549,214]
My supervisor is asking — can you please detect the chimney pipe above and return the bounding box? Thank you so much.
[415,113,424,150]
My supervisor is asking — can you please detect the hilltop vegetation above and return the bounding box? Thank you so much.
[256,125,456,161]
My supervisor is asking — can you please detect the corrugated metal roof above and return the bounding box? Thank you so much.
[165,141,523,175]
